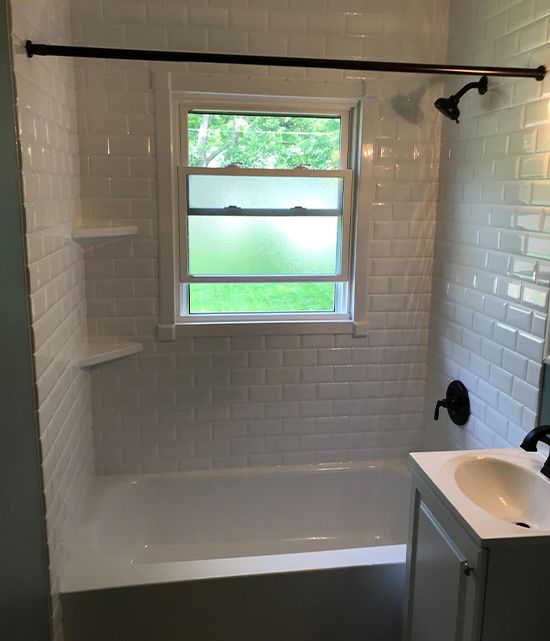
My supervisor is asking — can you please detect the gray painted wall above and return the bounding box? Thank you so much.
[0,1,52,638]
[538,366,550,426]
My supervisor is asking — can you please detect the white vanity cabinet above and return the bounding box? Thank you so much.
[403,452,550,641]
[403,469,486,641]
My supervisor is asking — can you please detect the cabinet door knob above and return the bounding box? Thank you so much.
[461,561,473,576]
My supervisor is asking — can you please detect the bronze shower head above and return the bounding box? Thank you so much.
[434,75,488,123]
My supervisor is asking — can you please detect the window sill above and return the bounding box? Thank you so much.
[157,320,363,340]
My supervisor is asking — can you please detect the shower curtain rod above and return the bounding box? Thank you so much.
[25,41,546,81]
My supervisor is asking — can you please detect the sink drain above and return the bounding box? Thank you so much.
[515,522,531,529]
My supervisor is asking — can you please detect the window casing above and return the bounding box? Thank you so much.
[176,97,355,324]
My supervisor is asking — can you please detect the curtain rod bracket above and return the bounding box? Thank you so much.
[24,41,546,81]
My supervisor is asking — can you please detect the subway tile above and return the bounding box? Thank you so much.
[287,34,326,58]
[230,403,265,420]
[247,453,282,467]
[128,114,155,135]
[195,439,229,457]
[248,419,282,437]
[230,368,265,386]
[283,349,317,367]
[522,283,548,309]
[531,312,546,337]
[519,154,548,179]
[481,338,504,366]
[194,405,230,422]
[537,126,550,152]
[516,331,545,361]
[265,367,299,384]
[230,437,264,455]
[249,350,283,368]
[265,401,299,418]
[229,8,268,31]
[512,377,539,410]
[248,385,283,402]
[472,313,494,339]
[248,32,288,55]
[534,0,550,18]
[166,25,208,49]
[85,68,127,91]
[509,130,537,155]
[317,382,350,400]
[282,384,316,401]
[188,6,228,28]
[146,3,188,26]
[526,360,543,387]
[525,99,550,128]
[266,335,300,349]
[532,182,550,206]
[485,405,509,438]
[498,393,524,426]
[317,348,352,365]
[518,18,547,52]
[489,364,514,394]
[299,400,333,417]
[300,366,334,383]
[87,112,129,134]
[334,365,368,382]
[268,9,306,32]
[493,322,518,349]
[283,417,316,435]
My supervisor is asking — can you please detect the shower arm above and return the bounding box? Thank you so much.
[451,81,483,101]
[24,41,546,81]
[448,78,488,103]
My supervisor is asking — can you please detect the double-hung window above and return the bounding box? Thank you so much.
[177,98,354,324]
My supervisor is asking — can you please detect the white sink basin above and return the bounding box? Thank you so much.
[454,457,550,531]
[410,449,550,541]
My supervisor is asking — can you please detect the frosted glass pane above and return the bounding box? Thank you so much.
[188,216,340,276]
[188,175,342,210]
[189,283,336,314]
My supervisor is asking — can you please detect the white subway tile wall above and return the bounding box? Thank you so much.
[426,0,550,451]
[9,1,93,638]
[69,0,449,474]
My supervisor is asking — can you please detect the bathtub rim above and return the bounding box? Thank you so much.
[61,542,407,594]
[61,458,409,594]
[93,457,409,486]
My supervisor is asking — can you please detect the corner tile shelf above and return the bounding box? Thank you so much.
[73,223,142,367]
[72,224,138,243]
[79,342,143,368]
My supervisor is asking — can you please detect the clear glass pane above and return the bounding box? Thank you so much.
[187,175,342,211]
[187,112,341,169]
[188,216,341,276]
[189,283,336,314]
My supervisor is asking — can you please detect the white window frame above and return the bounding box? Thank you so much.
[179,98,353,323]
[154,72,372,339]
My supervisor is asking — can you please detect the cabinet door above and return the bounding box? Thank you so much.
[408,501,476,641]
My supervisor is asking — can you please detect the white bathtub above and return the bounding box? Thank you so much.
[61,459,410,641]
